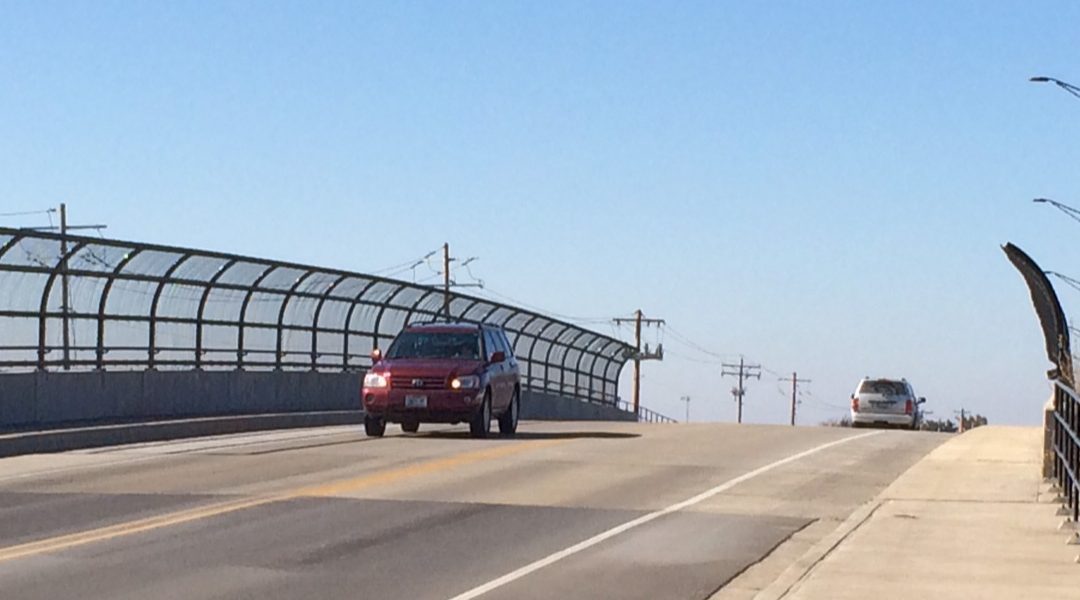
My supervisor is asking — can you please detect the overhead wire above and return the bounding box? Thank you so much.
[0,208,56,218]
[662,324,731,359]
[761,365,784,378]
[475,285,617,325]
[372,249,438,278]
[662,349,725,364]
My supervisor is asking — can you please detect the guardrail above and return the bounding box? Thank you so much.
[1050,379,1080,523]
[615,400,677,424]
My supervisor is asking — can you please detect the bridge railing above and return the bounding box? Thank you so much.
[0,227,633,407]
[1050,379,1080,522]
[615,400,678,424]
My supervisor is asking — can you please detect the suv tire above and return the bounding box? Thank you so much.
[364,415,386,437]
[470,391,492,438]
[498,388,519,436]
[401,420,420,434]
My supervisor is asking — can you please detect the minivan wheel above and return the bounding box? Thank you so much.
[498,388,519,436]
[364,415,386,437]
[401,420,420,434]
[470,392,492,438]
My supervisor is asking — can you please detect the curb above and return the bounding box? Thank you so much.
[0,411,365,458]
[752,498,885,600]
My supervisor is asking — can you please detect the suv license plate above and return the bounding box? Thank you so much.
[405,395,428,408]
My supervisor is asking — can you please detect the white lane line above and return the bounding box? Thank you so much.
[447,430,884,600]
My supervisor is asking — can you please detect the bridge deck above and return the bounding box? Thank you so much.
[0,421,943,599]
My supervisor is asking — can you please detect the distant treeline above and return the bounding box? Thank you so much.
[820,414,988,432]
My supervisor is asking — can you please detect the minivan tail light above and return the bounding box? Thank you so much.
[905,399,913,415]
[851,397,860,412]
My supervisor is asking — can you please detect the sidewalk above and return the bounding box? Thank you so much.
[758,426,1080,600]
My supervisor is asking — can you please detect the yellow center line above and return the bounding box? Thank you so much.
[0,439,564,564]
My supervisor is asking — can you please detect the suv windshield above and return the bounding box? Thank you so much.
[858,380,908,395]
[386,332,480,360]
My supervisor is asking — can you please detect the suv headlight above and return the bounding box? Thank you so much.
[363,373,389,388]
[451,375,480,390]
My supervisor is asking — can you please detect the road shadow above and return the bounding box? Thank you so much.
[418,431,640,441]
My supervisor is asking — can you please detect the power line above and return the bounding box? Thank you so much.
[475,286,616,325]
[662,323,735,360]
[371,249,439,280]
[0,208,56,218]
[662,349,725,364]
[760,365,784,378]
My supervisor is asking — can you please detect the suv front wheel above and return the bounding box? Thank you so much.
[498,388,519,435]
[364,415,386,437]
[470,391,492,438]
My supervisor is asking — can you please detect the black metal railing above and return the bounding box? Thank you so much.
[1051,379,1080,521]
[0,227,633,406]
[615,400,677,424]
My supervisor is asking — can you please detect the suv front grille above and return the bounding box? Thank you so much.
[391,376,446,390]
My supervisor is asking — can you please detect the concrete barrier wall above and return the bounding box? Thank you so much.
[0,371,361,430]
[0,371,635,430]
[520,389,637,422]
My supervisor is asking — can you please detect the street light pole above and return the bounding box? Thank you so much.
[1030,76,1080,100]
[680,395,690,422]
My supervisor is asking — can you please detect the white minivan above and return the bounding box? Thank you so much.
[850,378,925,430]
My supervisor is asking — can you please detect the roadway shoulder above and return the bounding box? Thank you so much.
[750,426,1080,600]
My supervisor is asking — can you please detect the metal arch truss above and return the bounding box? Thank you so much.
[0,228,632,405]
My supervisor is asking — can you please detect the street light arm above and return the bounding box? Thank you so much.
[1030,76,1080,100]
[1034,198,1080,226]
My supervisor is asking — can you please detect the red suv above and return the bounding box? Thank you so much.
[361,322,521,438]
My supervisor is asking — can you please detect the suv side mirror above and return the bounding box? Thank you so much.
[490,351,506,364]
[370,348,382,362]
[917,397,926,405]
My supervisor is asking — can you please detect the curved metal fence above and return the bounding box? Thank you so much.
[0,227,632,404]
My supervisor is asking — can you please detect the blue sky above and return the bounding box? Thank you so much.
[3,1,1080,425]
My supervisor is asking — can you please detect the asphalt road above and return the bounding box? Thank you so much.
[0,421,946,600]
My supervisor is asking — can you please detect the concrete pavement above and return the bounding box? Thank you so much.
[0,421,943,599]
[748,426,1080,600]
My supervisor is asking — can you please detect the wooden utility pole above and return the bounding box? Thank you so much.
[633,310,641,412]
[681,395,691,422]
[442,242,451,320]
[436,243,483,322]
[23,203,106,370]
[779,372,811,426]
[722,357,761,424]
[59,203,70,370]
[613,310,664,415]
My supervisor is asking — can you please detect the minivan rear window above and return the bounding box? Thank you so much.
[858,380,908,395]
[386,332,480,360]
